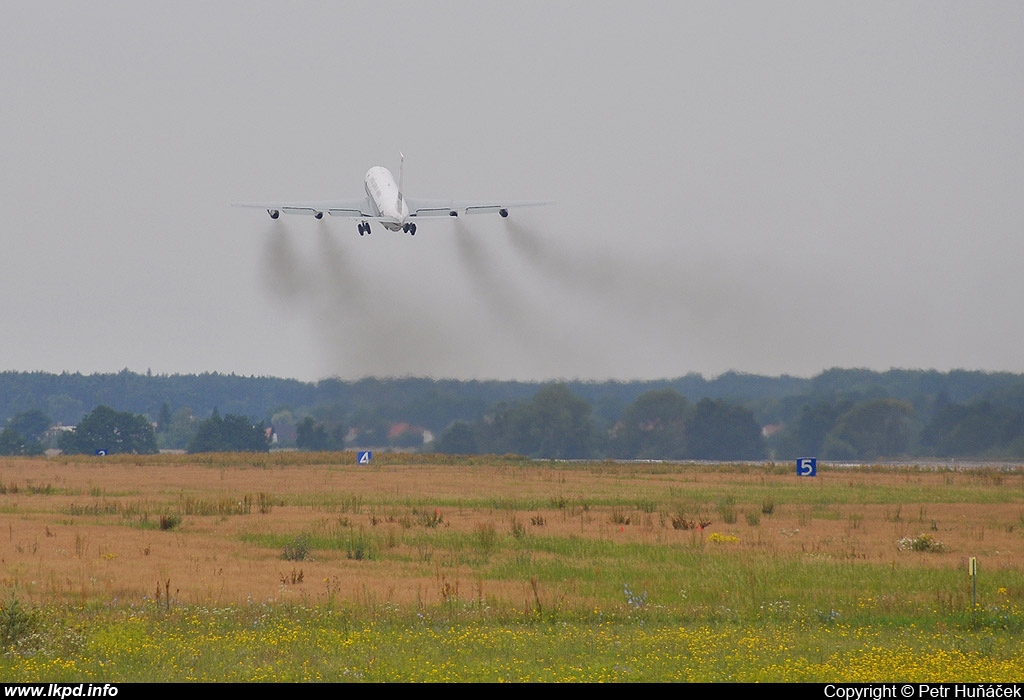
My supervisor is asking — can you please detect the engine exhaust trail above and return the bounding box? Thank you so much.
[504,219,761,324]
[453,219,534,329]
[452,219,583,375]
[259,220,309,303]
[310,220,421,377]
[502,219,773,375]
[310,220,469,377]
[313,220,365,302]
[504,220,622,296]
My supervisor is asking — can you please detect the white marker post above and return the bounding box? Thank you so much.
[969,557,977,607]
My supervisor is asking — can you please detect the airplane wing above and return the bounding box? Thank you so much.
[404,198,554,218]
[232,198,379,218]
[233,196,553,221]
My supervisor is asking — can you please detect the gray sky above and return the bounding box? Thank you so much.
[2,2,1022,382]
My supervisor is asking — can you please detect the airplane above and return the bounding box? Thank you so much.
[233,154,551,236]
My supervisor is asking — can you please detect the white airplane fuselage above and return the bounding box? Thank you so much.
[364,166,410,232]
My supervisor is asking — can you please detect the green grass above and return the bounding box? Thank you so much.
[1,600,1022,682]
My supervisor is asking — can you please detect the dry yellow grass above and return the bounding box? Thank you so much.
[1,454,1022,609]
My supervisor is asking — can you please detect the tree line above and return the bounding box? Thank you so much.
[435,386,764,460]
[3,369,1024,460]
[2,406,269,456]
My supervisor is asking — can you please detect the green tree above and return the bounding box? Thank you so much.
[823,399,915,460]
[295,416,345,451]
[0,427,44,456]
[0,409,51,455]
[689,398,764,461]
[271,409,298,447]
[187,413,269,453]
[795,400,854,456]
[613,389,691,459]
[918,401,1024,457]
[156,402,172,434]
[6,409,51,443]
[158,407,198,451]
[499,384,599,459]
[436,421,478,455]
[58,405,157,455]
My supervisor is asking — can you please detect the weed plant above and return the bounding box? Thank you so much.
[282,535,310,561]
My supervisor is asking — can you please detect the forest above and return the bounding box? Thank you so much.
[2,368,1024,460]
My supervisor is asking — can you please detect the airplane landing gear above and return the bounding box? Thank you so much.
[403,223,417,235]
[358,222,371,236]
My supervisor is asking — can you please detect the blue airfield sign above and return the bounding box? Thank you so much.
[796,458,817,477]
[358,451,372,465]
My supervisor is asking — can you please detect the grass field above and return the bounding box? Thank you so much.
[1,453,1023,681]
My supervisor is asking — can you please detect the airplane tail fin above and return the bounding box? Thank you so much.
[397,151,405,211]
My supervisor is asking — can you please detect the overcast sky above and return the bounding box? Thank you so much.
[2,2,1022,382]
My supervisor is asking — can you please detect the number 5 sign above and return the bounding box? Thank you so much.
[796,458,817,477]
